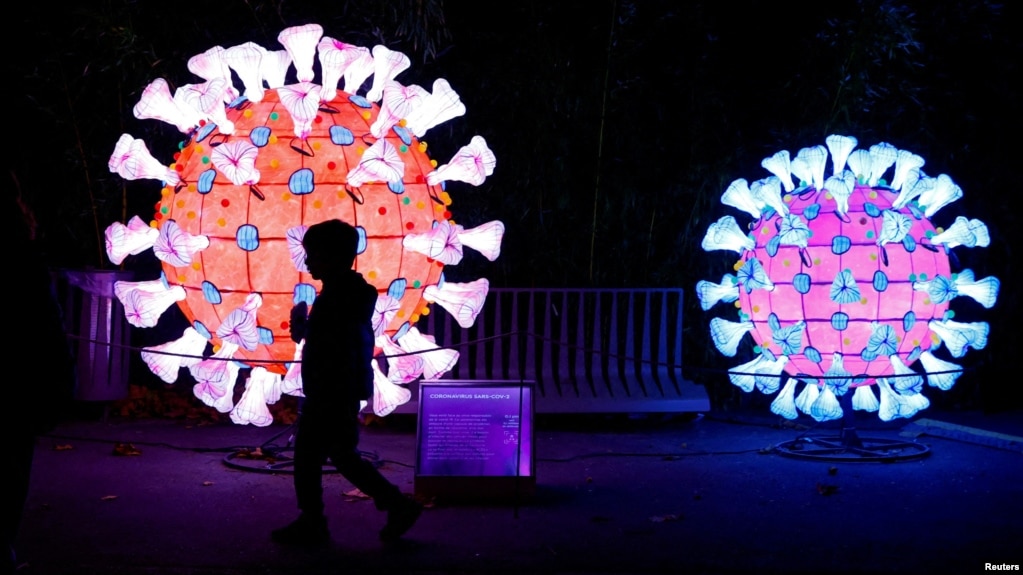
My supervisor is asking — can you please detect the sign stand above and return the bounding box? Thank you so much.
[415,380,535,502]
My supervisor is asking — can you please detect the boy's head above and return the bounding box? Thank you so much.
[302,219,359,279]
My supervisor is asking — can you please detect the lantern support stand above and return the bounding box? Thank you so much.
[222,420,301,473]
[771,391,930,462]
[222,399,383,474]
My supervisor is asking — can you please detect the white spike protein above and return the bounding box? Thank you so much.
[104,24,502,423]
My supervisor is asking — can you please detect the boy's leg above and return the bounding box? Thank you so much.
[329,404,422,540]
[272,416,329,545]
[329,403,404,508]
[293,416,328,516]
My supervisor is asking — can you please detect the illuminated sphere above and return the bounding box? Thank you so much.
[105,24,502,423]
[741,184,949,381]
[159,91,450,373]
[698,136,997,421]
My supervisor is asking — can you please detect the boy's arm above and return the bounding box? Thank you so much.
[289,301,308,343]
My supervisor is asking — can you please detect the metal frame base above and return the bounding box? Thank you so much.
[773,427,930,462]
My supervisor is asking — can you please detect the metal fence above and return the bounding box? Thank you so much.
[410,288,709,413]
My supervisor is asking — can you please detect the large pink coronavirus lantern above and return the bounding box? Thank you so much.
[698,135,998,422]
[105,24,503,425]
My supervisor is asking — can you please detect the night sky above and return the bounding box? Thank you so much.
[8,1,1021,409]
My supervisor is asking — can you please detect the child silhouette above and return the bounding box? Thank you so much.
[272,219,421,546]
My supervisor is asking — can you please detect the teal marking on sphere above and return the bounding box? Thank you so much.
[196,123,216,143]
[831,312,849,331]
[236,224,259,251]
[250,126,271,147]
[289,168,315,195]
[394,321,410,340]
[805,346,822,364]
[349,94,372,108]
[873,270,889,292]
[329,125,354,145]
[356,227,367,254]
[201,281,222,304]
[194,320,212,340]
[793,273,812,294]
[831,235,851,255]
[294,283,316,306]
[903,311,916,332]
[393,125,412,146]
[388,278,407,300]
[198,169,216,194]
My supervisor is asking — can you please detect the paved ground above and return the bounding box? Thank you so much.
[14,406,1023,575]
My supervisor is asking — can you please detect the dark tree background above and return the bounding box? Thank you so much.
[8,0,1020,411]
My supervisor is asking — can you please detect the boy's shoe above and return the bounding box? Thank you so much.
[380,497,423,541]
[271,514,330,546]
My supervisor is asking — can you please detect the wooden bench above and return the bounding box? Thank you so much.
[402,288,709,414]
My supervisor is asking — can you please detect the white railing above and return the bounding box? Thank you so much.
[411,288,709,413]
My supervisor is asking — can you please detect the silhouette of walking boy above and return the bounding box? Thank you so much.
[272,219,421,545]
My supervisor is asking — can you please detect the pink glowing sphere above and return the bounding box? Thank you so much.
[699,136,997,421]
[739,184,949,383]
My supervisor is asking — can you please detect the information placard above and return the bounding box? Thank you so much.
[415,381,534,500]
